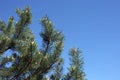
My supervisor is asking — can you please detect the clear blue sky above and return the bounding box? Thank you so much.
[0,0,120,80]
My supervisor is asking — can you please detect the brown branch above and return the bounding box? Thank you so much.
[44,41,49,55]
[10,57,32,80]
[0,47,10,54]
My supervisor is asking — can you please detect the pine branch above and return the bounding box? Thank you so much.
[11,44,33,80]
[26,47,59,79]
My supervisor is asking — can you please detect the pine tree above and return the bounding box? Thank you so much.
[0,7,86,80]
[0,7,64,80]
[64,48,85,80]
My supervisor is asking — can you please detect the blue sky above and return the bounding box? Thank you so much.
[0,0,120,80]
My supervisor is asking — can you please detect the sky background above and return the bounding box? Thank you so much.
[0,0,120,80]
